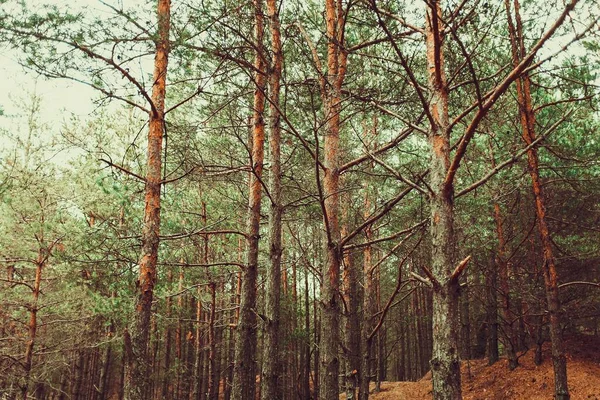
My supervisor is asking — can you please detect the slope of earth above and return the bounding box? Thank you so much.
[352,334,600,400]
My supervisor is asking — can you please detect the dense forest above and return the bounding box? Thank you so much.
[0,0,599,399]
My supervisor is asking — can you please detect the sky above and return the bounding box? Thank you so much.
[0,0,147,129]
[0,0,595,132]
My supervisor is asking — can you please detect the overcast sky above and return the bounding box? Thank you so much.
[0,0,595,133]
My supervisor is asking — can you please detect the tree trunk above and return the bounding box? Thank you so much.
[302,267,311,400]
[192,284,204,400]
[99,324,114,400]
[313,276,320,400]
[359,219,375,400]
[319,1,347,399]
[163,269,174,399]
[124,0,170,398]
[261,0,284,397]
[175,268,185,399]
[375,268,385,391]
[208,282,218,400]
[22,249,45,400]
[505,1,569,397]
[231,0,267,397]
[342,213,360,400]
[425,2,463,399]
[485,256,499,366]
[460,282,472,363]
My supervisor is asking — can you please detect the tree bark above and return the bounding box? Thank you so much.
[425,2,462,399]
[193,284,203,400]
[342,211,360,400]
[208,282,218,400]
[319,1,347,399]
[302,267,311,400]
[22,248,45,400]
[261,0,284,397]
[231,0,267,397]
[124,0,170,398]
[505,1,569,397]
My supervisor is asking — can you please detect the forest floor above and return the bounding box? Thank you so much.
[349,334,600,400]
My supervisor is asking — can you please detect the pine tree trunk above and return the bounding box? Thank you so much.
[231,1,266,397]
[359,221,375,400]
[342,218,360,400]
[192,284,204,400]
[175,269,185,399]
[261,0,283,397]
[313,279,320,400]
[208,282,218,400]
[460,282,472,363]
[319,1,347,399]
[375,270,385,391]
[163,269,174,399]
[99,324,114,400]
[425,2,462,398]
[302,267,311,400]
[485,258,499,366]
[505,1,569,397]
[124,0,170,398]
[22,249,44,400]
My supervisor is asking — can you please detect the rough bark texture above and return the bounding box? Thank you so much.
[123,0,170,398]
[425,2,462,399]
[231,0,267,398]
[319,1,347,399]
[261,0,283,398]
[505,1,569,397]
[342,206,360,400]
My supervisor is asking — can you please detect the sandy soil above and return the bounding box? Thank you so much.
[343,334,600,400]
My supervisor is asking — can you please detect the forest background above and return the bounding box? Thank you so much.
[0,0,599,399]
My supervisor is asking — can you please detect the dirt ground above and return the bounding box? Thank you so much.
[346,334,600,400]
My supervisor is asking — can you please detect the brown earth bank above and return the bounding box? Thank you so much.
[342,334,600,400]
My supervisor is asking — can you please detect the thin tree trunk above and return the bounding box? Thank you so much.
[313,275,320,400]
[99,323,114,400]
[261,0,284,397]
[22,249,45,400]
[359,213,375,400]
[225,271,240,400]
[375,267,385,392]
[342,213,360,400]
[505,1,569,397]
[231,0,267,397]
[175,268,185,399]
[72,352,85,400]
[193,284,204,400]
[208,282,218,400]
[460,281,472,364]
[124,0,170,398]
[485,257,499,366]
[184,297,196,400]
[163,269,174,399]
[302,267,311,400]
